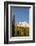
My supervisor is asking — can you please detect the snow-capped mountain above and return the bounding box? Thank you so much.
[16,21,30,27]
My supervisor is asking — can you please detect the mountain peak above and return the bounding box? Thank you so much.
[16,21,30,27]
[18,21,28,25]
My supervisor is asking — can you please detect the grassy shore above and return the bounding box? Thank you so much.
[14,26,29,37]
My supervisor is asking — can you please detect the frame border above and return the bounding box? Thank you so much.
[4,1,35,44]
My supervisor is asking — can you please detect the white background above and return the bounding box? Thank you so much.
[0,0,36,46]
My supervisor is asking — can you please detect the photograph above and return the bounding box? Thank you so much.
[11,7,30,37]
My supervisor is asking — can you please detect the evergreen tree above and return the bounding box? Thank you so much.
[12,15,15,36]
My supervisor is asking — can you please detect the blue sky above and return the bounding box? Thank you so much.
[11,7,29,23]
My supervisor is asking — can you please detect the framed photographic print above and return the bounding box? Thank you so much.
[4,1,35,44]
